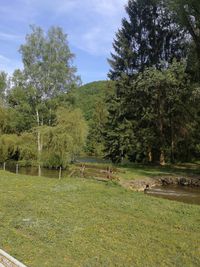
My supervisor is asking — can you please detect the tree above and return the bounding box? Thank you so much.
[42,107,88,168]
[7,77,36,133]
[108,0,187,81]
[130,61,194,164]
[0,134,19,163]
[86,99,109,156]
[105,0,190,164]
[20,25,79,99]
[168,0,200,80]
[18,25,80,173]
[105,60,198,164]
[0,71,7,102]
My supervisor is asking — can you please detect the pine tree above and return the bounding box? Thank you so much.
[168,0,200,81]
[104,0,189,164]
[108,0,187,81]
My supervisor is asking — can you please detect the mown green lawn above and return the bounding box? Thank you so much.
[0,170,200,267]
[118,162,200,181]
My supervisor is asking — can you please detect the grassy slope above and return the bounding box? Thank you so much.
[0,170,200,267]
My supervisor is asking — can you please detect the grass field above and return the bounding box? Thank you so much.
[0,170,200,267]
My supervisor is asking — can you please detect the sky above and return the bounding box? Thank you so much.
[0,0,127,84]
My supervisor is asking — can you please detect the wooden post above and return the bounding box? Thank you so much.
[59,166,62,180]
[3,162,6,171]
[80,164,85,177]
[16,163,19,174]
[38,164,41,177]
[107,166,111,179]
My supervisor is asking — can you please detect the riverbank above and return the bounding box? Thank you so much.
[2,161,200,191]
[0,171,200,266]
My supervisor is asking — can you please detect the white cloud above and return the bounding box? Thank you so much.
[0,54,10,63]
[71,26,114,56]
[1,0,127,56]
[0,32,22,42]
[0,54,22,75]
[54,0,126,17]
[59,0,127,56]
[92,0,126,16]
[0,1,38,23]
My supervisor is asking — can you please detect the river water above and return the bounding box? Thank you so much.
[146,185,200,205]
[2,164,70,179]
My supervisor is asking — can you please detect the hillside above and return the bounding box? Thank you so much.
[72,80,114,121]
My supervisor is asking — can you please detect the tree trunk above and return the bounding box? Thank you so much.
[160,149,165,166]
[170,107,175,164]
[147,146,152,163]
[170,121,175,164]
[38,164,41,177]
[36,109,42,176]
[59,167,62,180]
[16,163,19,174]
[158,86,165,166]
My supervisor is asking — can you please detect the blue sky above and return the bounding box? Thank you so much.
[0,0,127,84]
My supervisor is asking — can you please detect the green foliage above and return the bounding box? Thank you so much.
[0,71,7,101]
[108,0,187,80]
[0,134,19,162]
[104,0,200,164]
[42,107,88,168]
[103,94,134,163]
[168,0,200,80]
[128,61,195,163]
[71,80,114,121]
[0,132,37,163]
[104,61,199,164]
[18,132,37,161]
[7,85,36,133]
[69,80,115,156]
[0,106,9,134]
[19,25,79,99]
[86,99,109,156]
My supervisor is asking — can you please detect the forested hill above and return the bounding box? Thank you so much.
[72,80,114,121]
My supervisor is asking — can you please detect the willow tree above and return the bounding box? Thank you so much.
[42,107,87,168]
[0,134,19,163]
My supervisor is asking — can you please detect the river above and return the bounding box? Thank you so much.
[146,185,200,205]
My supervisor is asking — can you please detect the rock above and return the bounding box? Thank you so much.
[158,176,200,187]
[119,178,159,192]
[119,175,200,192]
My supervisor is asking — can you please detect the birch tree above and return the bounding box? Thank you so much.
[19,25,79,174]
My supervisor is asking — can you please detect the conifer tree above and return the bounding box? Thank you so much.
[168,0,200,80]
[108,0,187,81]
[105,0,189,164]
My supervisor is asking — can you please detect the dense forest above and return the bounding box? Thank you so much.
[0,0,200,168]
